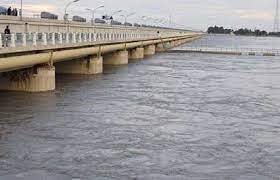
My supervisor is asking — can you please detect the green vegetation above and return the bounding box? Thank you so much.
[207,26,279,37]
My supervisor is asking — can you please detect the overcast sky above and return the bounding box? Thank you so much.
[0,0,278,31]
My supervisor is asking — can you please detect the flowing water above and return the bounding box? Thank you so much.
[0,35,280,180]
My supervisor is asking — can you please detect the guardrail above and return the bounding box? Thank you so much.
[0,32,164,49]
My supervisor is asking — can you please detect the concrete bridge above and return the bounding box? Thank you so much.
[0,15,203,92]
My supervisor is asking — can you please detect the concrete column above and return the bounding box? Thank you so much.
[144,44,156,56]
[129,47,144,59]
[55,56,103,74]
[156,43,165,52]
[0,65,55,92]
[103,50,128,65]
[22,33,27,47]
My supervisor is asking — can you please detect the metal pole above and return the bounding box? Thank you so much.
[20,0,23,21]
[92,10,94,25]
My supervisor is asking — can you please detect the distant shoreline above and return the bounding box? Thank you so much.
[207,33,280,38]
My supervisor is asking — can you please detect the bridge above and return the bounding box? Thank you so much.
[0,15,203,92]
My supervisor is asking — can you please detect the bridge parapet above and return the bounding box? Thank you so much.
[0,15,197,50]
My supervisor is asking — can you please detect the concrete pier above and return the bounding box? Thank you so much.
[129,47,144,59]
[144,45,156,56]
[156,43,166,52]
[103,50,129,65]
[55,56,103,75]
[0,65,55,92]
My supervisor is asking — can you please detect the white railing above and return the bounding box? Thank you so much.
[0,32,174,50]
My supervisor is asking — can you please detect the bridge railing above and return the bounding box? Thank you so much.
[1,31,179,49]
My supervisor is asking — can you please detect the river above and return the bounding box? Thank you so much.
[0,35,280,180]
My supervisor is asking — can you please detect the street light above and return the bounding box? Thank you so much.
[111,10,123,17]
[109,10,122,25]
[64,0,80,22]
[86,5,104,25]
[141,16,154,26]
[120,12,135,25]
[20,0,23,21]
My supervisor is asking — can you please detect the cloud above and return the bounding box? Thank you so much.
[0,0,276,31]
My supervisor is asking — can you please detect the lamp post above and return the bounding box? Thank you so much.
[121,12,135,26]
[86,5,104,26]
[111,10,122,17]
[20,0,23,21]
[110,10,122,25]
[64,0,80,22]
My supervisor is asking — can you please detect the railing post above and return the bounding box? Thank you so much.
[88,33,92,42]
[10,33,16,47]
[72,32,76,43]
[83,33,87,42]
[58,33,63,44]
[66,33,69,43]
[22,33,27,47]
[0,33,3,48]
[42,32,47,46]
[32,32,37,46]
[78,33,82,43]
[51,32,55,45]
[93,33,96,42]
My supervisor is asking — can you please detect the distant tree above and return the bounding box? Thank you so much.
[268,32,280,37]
[207,26,271,37]
[207,26,233,34]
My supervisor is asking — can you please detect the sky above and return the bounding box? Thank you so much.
[0,0,278,31]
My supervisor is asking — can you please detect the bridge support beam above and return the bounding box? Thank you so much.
[129,47,144,60]
[103,50,128,65]
[144,45,156,56]
[0,65,55,92]
[55,56,103,75]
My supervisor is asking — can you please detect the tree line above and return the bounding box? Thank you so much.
[207,26,280,37]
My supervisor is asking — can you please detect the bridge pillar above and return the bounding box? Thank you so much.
[144,45,156,56]
[103,50,128,65]
[55,56,103,75]
[156,43,166,52]
[129,47,144,60]
[174,40,180,47]
[169,41,175,48]
[0,65,55,92]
